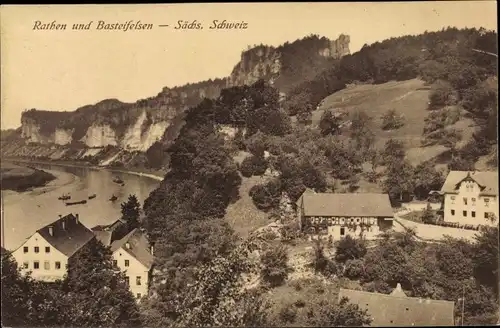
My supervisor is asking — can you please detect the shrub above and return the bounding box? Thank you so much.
[381,109,405,130]
[334,235,367,263]
[260,244,290,287]
[344,259,365,280]
[249,179,282,211]
[239,155,268,177]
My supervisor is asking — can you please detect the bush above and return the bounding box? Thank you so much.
[334,235,367,263]
[249,179,282,211]
[260,244,290,287]
[381,109,405,130]
[240,155,268,177]
[344,259,365,280]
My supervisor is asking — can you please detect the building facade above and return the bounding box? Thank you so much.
[440,171,498,226]
[12,213,95,282]
[296,192,394,240]
[110,228,154,300]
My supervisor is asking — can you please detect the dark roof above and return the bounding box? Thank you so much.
[91,219,125,246]
[441,171,498,195]
[110,228,153,269]
[297,192,394,218]
[338,287,455,327]
[36,214,95,257]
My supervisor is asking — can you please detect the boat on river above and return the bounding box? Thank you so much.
[65,200,87,206]
[109,195,118,202]
[58,194,71,201]
[88,194,97,200]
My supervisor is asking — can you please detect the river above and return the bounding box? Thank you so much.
[1,163,161,251]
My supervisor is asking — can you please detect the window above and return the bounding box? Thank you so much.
[340,227,345,236]
[45,247,50,253]
[23,246,28,253]
[113,260,118,267]
[34,261,40,269]
[463,198,468,205]
[463,211,467,217]
[485,198,490,207]
[137,293,142,299]
[472,211,476,218]
[485,212,492,219]
[124,276,129,286]
[44,261,50,270]
[23,262,29,269]
[451,196,456,204]
[125,260,129,267]
[451,209,455,216]
[55,261,61,270]
[136,276,142,286]
[34,246,39,253]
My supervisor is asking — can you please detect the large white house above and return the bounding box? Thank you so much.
[110,228,154,300]
[296,191,395,240]
[12,213,95,282]
[440,171,498,226]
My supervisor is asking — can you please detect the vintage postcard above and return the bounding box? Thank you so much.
[0,2,498,327]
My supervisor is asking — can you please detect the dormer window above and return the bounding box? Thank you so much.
[463,198,468,206]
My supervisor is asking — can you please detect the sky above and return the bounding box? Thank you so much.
[0,2,497,129]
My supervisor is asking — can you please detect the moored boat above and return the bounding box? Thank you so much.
[88,194,97,199]
[65,200,87,206]
[109,195,118,202]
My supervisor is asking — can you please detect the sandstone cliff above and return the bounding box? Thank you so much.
[6,34,350,168]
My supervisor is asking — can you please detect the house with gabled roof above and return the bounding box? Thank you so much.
[439,171,498,226]
[296,192,394,240]
[338,284,456,326]
[12,213,95,282]
[110,228,154,300]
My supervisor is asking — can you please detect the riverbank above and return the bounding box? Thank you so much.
[0,162,57,192]
[3,157,166,182]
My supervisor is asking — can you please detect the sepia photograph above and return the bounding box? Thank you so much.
[0,2,498,327]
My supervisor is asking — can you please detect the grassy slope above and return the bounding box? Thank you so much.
[315,78,477,166]
[225,151,271,238]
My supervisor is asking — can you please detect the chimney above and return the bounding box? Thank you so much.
[125,242,130,249]
[48,226,54,237]
[75,214,79,224]
[58,214,62,218]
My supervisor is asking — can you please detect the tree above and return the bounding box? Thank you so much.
[334,235,367,263]
[420,203,436,224]
[472,227,499,295]
[1,248,33,327]
[65,238,142,327]
[381,109,405,130]
[260,244,290,287]
[413,161,444,200]
[313,297,372,327]
[121,194,141,231]
[381,139,406,165]
[383,160,415,204]
[350,110,375,158]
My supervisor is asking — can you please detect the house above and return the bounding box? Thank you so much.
[439,171,498,226]
[110,228,154,300]
[339,284,455,326]
[296,192,394,240]
[12,213,95,282]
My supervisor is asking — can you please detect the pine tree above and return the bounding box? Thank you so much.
[121,194,141,231]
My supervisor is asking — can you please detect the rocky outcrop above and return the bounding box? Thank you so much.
[9,34,350,169]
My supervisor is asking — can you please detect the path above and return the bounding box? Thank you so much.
[393,213,479,242]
